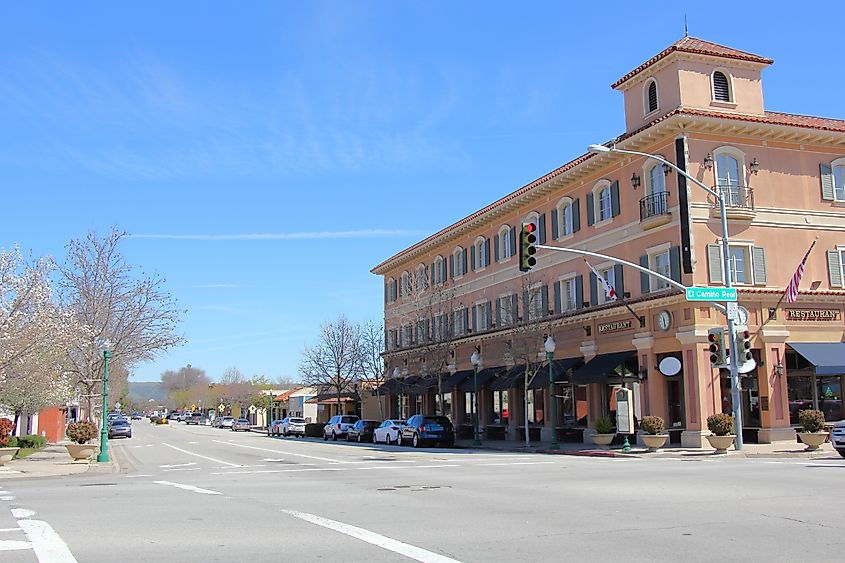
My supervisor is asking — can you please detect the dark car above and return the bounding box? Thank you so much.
[399,415,454,448]
[130,412,142,420]
[108,419,132,439]
[346,420,380,443]
[185,413,203,425]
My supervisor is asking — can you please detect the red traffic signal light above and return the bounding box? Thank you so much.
[519,222,538,272]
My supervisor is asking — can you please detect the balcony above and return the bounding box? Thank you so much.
[710,185,756,220]
[639,191,671,230]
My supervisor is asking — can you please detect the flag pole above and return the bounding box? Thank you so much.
[768,237,818,320]
[583,258,643,327]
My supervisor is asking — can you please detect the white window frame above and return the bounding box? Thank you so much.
[592,180,613,225]
[647,243,672,291]
[452,307,468,336]
[832,157,845,202]
[711,68,735,104]
[415,264,427,293]
[433,256,445,286]
[526,282,545,321]
[499,226,513,261]
[453,247,466,278]
[475,300,492,331]
[643,78,658,116]
[595,263,616,305]
[399,271,410,299]
[498,293,516,326]
[559,273,577,312]
[387,278,397,303]
[474,237,487,270]
[728,244,752,285]
[556,197,574,239]
[434,313,448,341]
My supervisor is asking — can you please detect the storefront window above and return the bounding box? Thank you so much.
[465,391,476,425]
[492,390,508,424]
[666,378,684,428]
[787,375,813,425]
[817,377,843,422]
[435,392,452,418]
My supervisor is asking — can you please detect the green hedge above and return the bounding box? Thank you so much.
[17,435,47,449]
[7,436,18,448]
[305,423,323,437]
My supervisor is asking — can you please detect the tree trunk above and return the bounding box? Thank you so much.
[12,411,20,437]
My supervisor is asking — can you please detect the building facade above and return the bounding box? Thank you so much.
[371,37,845,447]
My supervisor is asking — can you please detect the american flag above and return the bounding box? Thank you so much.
[584,259,617,300]
[785,240,817,303]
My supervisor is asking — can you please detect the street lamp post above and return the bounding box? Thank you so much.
[470,348,482,446]
[587,143,744,450]
[544,336,558,450]
[97,340,112,463]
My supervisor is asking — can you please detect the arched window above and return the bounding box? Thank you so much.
[387,278,397,303]
[646,162,667,215]
[523,211,540,229]
[644,79,658,114]
[433,256,445,285]
[453,247,466,277]
[556,197,574,238]
[399,271,410,298]
[832,158,845,202]
[415,264,427,292]
[474,237,488,270]
[713,147,746,207]
[598,185,612,222]
[712,70,732,102]
[498,226,513,261]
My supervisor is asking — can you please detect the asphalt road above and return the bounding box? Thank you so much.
[1,421,843,562]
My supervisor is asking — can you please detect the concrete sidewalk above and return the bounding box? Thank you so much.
[0,442,118,480]
[454,438,842,459]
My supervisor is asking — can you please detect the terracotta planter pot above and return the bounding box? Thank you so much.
[706,434,735,453]
[797,432,827,451]
[641,434,669,452]
[66,443,98,461]
[591,433,615,447]
[0,447,19,465]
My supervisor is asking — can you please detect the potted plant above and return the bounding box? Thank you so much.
[640,416,669,451]
[0,419,19,466]
[590,415,615,447]
[797,409,827,451]
[706,413,736,453]
[65,421,99,461]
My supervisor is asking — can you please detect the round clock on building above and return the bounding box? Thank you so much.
[657,310,672,331]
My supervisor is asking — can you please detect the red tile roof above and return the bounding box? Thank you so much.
[612,36,773,89]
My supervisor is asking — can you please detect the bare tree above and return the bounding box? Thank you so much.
[299,315,363,418]
[161,364,210,406]
[58,229,185,419]
[220,366,247,385]
[360,320,386,419]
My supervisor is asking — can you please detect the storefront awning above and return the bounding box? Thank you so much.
[459,366,507,392]
[571,351,636,385]
[490,365,526,391]
[788,342,845,376]
[442,369,474,389]
[528,357,582,389]
[374,378,401,395]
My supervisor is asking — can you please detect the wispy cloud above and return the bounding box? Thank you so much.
[128,229,425,241]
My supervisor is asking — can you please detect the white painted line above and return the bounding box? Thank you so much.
[163,468,201,472]
[282,509,461,563]
[161,443,242,467]
[0,495,14,501]
[357,464,460,471]
[124,474,153,478]
[187,441,199,444]
[211,468,345,476]
[215,464,267,469]
[213,440,344,464]
[153,481,222,495]
[11,509,35,519]
[0,539,32,551]
[159,462,197,468]
[0,528,22,532]
[18,518,79,562]
[475,461,556,467]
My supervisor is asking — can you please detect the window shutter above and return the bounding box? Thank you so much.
[670,245,681,283]
[424,319,430,342]
[589,272,599,306]
[430,263,435,286]
[586,193,595,226]
[510,227,517,256]
[495,298,502,326]
[424,265,430,288]
[707,244,724,284]
[648,81,657,112]
[511,293,519,321]
[820,163,835,201]
[554,281,562,314]
[486,301,492,328]
[610,180,620,217]
[613,264,625,297]
[470,246,476,271]
[541,285,549,315]
[575,275,584,309]
[472,306,478,332]
[494,234,500,262]
[551,208,559,240]
[463,308,469,332]
[640,255,650,294]
[572,199,581,232]
[523,290,530,319]
[449,254,455,279]
[441,260,447,283]
[752,246,767,285]
[485,239,491,267]
[828,250,843,288]
[384,283,388,304]
[538,213,546,244]
[463,248,468,274]
[713,71,730,102]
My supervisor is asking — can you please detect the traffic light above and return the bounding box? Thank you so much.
[519,222,537,272]
[707,327,727,368]
[735,328,753,363]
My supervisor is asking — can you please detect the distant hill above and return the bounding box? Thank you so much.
[127,381,167,403]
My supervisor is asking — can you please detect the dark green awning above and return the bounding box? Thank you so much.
[571,351,635,385]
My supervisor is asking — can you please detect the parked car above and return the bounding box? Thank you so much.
[108,419,132,439]
[130,412,142,420]
[218,416,234,428]
[322,415,360,441]
[269,419,285,436]
[231,418,250,432]
[346,420,380,443]
[399,415,454,447]
[167,412,180,420]
[832,420,845,458]
[185,413,203,425]
[279,417,306,437]
[373,419,406,445]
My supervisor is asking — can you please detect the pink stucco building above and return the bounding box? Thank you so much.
[371,36,845,447]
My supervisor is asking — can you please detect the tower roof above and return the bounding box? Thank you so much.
[612,36,773,89]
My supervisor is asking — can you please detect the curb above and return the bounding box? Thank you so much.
[86,443,121,475]
[539,449,641,458]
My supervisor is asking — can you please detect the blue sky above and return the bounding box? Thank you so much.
[2,1,842,383]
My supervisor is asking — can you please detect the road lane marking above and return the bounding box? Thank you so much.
[0,496,14,501]
[18,518,79,562]
[0,528,22,532]
[159,462,197,468]
[161,443,243,467]
[11,509,35,519]
[282,509,461,563]
[213,440,345,464]
[124,474,153,478]
[153,481,222,495]
[0,539,32,551]
[476,461,556,466]
[163,468,201,472]
[211,468,346,475]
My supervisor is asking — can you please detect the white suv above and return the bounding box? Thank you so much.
[281,417,306,437]
[323,415,359,441]
[831,420,845,458]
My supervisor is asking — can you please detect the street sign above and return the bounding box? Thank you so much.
[190,404,197,411]
[726,301,739,321]
[685,287,737,302]
[218,404,225,413]
[248,405,257,414]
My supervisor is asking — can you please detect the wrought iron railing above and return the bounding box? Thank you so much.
[639,191,670,221]
[714,185,754,210]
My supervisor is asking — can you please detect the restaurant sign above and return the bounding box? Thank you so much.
[598,319,633,334]
[785,309,841,321]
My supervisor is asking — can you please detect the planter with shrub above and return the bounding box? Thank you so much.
[0,418,19,465]
[797,409,827,451]
[65,421,99,461]
[706,413,735,453]
[640,416,669,451]
[305,423,324,438]
[590,415,615,447]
